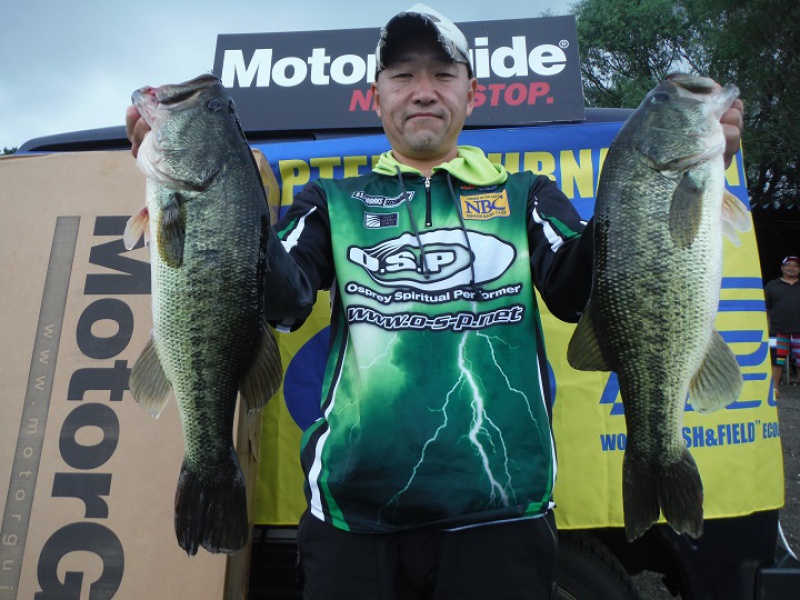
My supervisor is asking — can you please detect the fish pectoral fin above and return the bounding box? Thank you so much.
[567,305,613,371]
[689,330,743,413]
[129,334,172,418]
[669,173,704,249]
[123,207,150,250]
[239,325,283,413]
[721,189,751,246]
[157,192,185,267]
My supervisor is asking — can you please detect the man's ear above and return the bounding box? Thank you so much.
[465,77,478,117]
[372,81,381,118]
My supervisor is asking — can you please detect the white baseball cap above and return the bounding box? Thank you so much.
[375,4,472,78]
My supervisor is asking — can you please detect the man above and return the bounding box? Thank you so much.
[765,255,800,397]
[127,4,744,598]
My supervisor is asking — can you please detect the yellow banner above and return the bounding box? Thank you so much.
[253,129,783,529]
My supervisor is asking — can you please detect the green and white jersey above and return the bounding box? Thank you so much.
[274,146,590,532]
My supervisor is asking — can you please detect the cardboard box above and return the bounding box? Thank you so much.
[0,150,264,599]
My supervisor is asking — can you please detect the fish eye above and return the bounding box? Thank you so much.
[650,92,669,104]
[207,98,224,112]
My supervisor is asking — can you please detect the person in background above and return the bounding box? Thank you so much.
[126,4,744,598]
[765,255,800,398]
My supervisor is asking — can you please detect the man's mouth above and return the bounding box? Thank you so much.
[407,112,442,121]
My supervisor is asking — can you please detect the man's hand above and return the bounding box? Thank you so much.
[126,104,151,159]
[720,98,744,169]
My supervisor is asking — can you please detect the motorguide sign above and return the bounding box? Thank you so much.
[212,15,585,132]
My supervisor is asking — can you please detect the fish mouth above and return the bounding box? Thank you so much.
[132,74,221,127]
[710,83,740,119]
[665,73,718,94]
[666,74,740,119]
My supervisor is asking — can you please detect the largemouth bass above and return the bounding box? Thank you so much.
[124,74,282,555]
[567,74,750,541]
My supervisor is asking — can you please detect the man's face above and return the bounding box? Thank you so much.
[782,260,800,276]
[372,34,476,164]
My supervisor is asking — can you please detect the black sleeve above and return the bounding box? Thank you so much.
[526,174,594,323]
[763,280,773,311]
[263,181,334,331]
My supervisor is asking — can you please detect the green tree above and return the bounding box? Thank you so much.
[575,0,709,107]
[1,147,17,155]
[573,0,800,206]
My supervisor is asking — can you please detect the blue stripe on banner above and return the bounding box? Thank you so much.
[724,400,762,410]
[721,277,764,289]
[720,330,762,343]
[743,373,768,381]
[718,299,765,312]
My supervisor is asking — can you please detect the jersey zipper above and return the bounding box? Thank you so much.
[425,177,432,227]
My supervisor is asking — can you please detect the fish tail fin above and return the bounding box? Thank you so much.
[622,452,660,541]
[721,189,751,246]
[239,326,283,413]
[658,448,704,539]
[624,448,704,541]
[690,330,743,413]
[174,450,249,556]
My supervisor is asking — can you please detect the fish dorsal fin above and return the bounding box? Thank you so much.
[129,333,172,418]
[567,304,613,371]
[721,189,751,247]
[123,206,150,250]
[239,325,283,413]
[689,330,742,413]
[157,193,185,267]
[669,173,704,249]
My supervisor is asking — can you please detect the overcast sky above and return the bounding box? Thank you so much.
[0,0,575,150]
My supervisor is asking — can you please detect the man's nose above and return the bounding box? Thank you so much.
[411,74,437,102]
